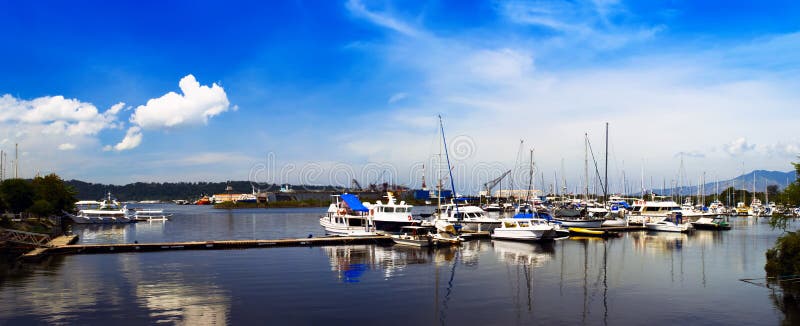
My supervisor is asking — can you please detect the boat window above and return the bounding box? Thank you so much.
[519,221,529,227]
[504,222,516,228]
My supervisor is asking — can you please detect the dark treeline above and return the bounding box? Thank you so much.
[66,180,340,201]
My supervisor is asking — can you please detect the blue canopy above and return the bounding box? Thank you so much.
[341,194,369,212]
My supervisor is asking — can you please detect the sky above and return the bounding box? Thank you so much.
[0,0,799,194]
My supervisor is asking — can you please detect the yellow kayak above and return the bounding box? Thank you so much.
[568,227,620,237]
[569,227,605,235]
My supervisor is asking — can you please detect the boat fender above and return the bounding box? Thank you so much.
[370,209,374,216]
[408,215,412,221]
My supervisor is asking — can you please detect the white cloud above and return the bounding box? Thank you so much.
[466,48,534,81]
[130,74,231,129]
[109,127,143,151]
[340,1,800,191]
[345,0,420,37]
[388,92,408,104]
[0,94,123,136]
[498,0,663,50]
[58,143,76,151]
[724,137,756,156]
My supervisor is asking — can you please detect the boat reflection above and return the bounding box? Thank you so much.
[492,240,555,268]
[321,245,431,282]
[71,224,130,244]
[630,231,689,254]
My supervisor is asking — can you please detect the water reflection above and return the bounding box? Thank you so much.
[492,240,554,267]
[72,224,130,244]
[322,245,431,282]
[120,254,230,325]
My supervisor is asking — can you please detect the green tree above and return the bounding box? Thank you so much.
[0,179,35,214]
[28,199,54,217]
[31,173,77,215]
[767,158,800,277]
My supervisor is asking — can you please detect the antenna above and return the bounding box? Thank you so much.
[14,143,18,179]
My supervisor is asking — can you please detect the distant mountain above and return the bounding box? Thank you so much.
[651,170,797,196]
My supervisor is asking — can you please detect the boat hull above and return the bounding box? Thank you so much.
[645,223,692,233]
[319,217,371,235]
[373,220,422,232]
[553,218,604,228]
[455,220,502,233]
[392,236,432,247]
[492,228,556,241]
[690,222,731,230]
[601,219,627,227]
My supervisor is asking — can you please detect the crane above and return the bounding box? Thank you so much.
[351,179,362,191]
[484,170,511,196]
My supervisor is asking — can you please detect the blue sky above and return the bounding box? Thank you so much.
[1,0,799,194]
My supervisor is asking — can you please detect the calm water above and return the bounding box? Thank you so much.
[0,205,793,325]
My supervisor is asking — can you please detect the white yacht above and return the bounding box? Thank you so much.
[748,198,764,216]
[367,192,421,232]
[69,193,134,224]
[491,218,557,241]
[707,200,726,215]
[645,214,693,233]
[435,202,501,232]
[319,194,374,236]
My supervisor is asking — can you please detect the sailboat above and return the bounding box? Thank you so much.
[430,115,465,243]
[553,132,605,228]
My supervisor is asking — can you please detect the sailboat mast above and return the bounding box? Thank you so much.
[438,115,459,218]
[584,133,589,202]
[604,122,609,204]
[527,149,533,202]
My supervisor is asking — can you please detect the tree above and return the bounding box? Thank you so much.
[31,173,77,215]
[28,199,54,218]
[0,179,35,214]
[767,158,800,277]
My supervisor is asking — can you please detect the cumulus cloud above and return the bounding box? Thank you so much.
[724,137,756,155]
[0,94,123,136]
[0,93,124,163]
[130,74,232,129]
[106,127,142,152]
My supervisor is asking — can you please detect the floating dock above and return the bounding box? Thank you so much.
[21,235,392,261]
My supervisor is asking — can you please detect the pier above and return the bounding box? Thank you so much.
[21,235,393,261]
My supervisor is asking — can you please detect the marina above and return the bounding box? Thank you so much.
[1,1,800,324]
[0,205,795,325]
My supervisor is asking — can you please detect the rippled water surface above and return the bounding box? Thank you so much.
[0,205,792,325]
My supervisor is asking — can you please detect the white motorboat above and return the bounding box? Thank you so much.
[601,218,627,227]
[367,192,421,232]
[392,226,436,247]
[436,203,501,232]
[69,193,134,224]
[645,214,693,233]
[491,218,557,241]
[482,203,503,212]
[319,194,374,235]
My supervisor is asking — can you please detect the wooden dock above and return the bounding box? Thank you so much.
[20,235,79,261]
[21,235,392,261]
